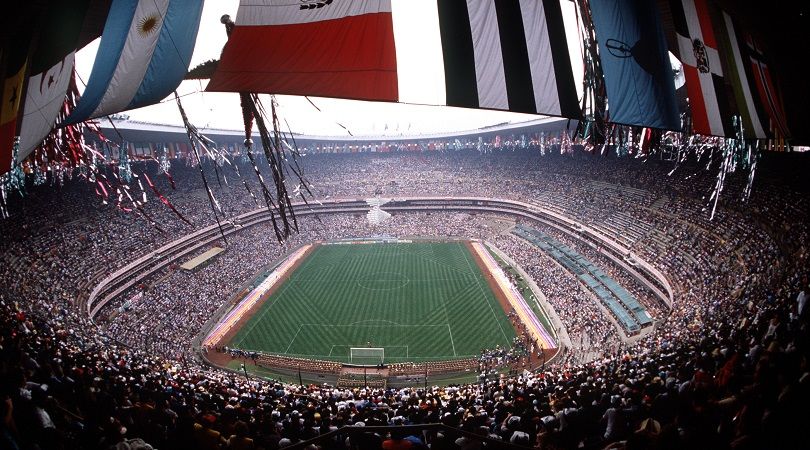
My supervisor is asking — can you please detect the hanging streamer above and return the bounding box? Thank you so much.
[239,94,284,242]
[250,94,300,237]
[175,91,228,244]
[143,172,191,225]
[242,180,259,207]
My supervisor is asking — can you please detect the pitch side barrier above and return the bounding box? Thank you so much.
[283,423,536,450]
[87,197,673,326]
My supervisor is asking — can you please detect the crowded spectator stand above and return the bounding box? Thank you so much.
[0,149,807,449]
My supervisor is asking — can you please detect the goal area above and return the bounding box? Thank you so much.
[349,347,384,366]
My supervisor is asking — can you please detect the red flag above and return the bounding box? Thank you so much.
[745,35,789,138]
[669,0,730,136]
[208,1,397,102]
[1,51,28,171]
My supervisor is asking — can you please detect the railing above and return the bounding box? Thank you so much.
[284,423,536,450]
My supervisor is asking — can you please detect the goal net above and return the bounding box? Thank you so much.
[349,347,385,366]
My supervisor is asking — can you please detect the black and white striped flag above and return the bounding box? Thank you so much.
[434,0,579,117]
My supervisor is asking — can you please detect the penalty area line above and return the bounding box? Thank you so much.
[284,324,303,354]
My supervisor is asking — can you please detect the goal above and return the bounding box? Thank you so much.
[349,347,385,366]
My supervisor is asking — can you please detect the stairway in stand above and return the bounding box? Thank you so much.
[649,197,667,211]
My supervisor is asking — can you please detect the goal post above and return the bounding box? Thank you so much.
[349,347,385,366]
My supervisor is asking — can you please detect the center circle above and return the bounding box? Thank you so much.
[356,271,410,290]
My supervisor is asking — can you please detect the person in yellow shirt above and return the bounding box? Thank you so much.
[226,421,255,450]
[193,413,226,450]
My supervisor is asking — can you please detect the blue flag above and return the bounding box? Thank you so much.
[590,0,680,130]
[65,0,203,124]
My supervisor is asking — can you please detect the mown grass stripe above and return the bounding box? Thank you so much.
[228,242,516,363]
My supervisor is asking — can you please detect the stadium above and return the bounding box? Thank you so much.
[1,1,809,450]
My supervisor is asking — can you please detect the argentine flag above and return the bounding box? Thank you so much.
[65,0,203,124]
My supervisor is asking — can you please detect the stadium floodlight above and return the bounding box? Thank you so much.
[350,347,385,366]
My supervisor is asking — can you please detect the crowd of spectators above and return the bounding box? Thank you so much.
[96,212,514,361]
[0,148,807,449]
[492,234,624,365]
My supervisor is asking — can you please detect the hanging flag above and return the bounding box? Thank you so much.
[18,0,92,162]
[589,0,680,130]
[64,0,204,124]
[0,46,29,171]
[19,53,75,160]
[210,0,397,102]
[668,0,732,137]
[716,11,768,139]
[207,0,580,119]
[744,35,789,138]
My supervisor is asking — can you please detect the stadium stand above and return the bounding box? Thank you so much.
[0,148,807,449]
[513,225,652,333]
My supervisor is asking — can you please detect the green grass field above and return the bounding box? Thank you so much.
[228,241,516,364]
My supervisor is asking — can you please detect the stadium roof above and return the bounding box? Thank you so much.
[96,116,573,146]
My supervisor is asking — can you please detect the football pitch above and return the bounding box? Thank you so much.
[227,241,516,364]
